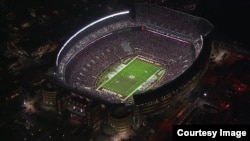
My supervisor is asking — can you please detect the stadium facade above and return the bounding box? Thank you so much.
[46,4,213,132]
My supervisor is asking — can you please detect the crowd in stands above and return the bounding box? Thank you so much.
[135,4,213,39]
[65,28,195,97]
[57,12,138,71]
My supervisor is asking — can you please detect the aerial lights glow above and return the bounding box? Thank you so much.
[56,11,130,66]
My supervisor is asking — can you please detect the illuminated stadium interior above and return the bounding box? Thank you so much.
[96,56,165,100]
[52,4,213,104]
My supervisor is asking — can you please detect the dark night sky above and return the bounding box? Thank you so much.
[195,0,250,46]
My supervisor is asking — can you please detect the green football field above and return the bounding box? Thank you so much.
[98,57,162,99]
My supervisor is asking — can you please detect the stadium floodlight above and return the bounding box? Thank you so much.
[56,11,130,66]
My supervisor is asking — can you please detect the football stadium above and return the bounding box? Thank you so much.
[50,4,213,109]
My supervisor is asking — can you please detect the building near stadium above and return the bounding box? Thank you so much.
[42,80,58,106]
[47,4,213,134]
